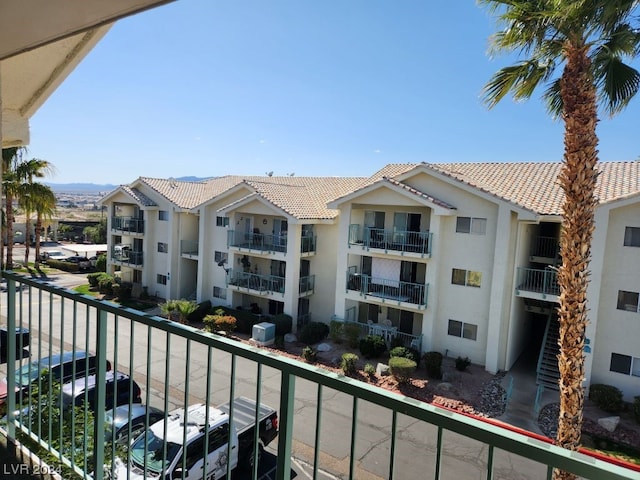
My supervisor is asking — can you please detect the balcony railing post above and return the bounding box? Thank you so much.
[276,372,295,480]
[92,307,108,475]
[6,277,17,439]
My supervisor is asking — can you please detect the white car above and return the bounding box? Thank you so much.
[41,250,68,261]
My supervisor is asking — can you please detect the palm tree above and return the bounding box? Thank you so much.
[1,147,26,269]
[480,1,640,478]
[22,183,57,269]
[16,159,56,266]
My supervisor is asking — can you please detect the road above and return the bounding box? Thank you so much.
[0,259,548,479]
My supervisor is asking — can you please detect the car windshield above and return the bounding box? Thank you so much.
[16,361,46,386]
[130,429,180,474]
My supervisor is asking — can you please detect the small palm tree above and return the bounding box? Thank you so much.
[480,2,640,478]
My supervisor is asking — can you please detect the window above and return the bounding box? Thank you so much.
[452,268,482,288]
[214,251,226,264]
[610,353,640,377]
[157,274,167,285]
[456,217,486,235]
[616,290,639,312]
[158,210,168,221]
[213,286,227,300]
[448,319,478,341]
[157,242,168,253]
[216,216,229,227]
[624,227,640,247]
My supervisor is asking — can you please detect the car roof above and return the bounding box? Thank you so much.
[154,403,228,445]
[107,404,164,428]
[31,351,89,368]
[61,371,129,396]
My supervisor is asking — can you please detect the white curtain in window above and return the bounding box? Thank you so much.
[371,258,400,287]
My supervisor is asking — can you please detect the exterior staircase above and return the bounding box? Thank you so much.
[536,314,560,390]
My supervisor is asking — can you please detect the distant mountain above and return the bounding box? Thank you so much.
[45,183,118,193]
[45,176,211,193]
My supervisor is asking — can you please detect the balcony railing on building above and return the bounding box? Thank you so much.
[111,248,143,266]
[346,268,428,307]
[0,272,636,480]
[516,267,560,299]
[348,225,432,257]
[228,271,285,295]
[111,215,144,234]
[530,236,560,263]
[180,239,199,257]
[299,275,315,295]
[300,234,317,254]
[228,230,287,253]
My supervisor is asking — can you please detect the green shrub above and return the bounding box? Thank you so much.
[343,323,362,349]
[46,259,79,272]
[589,384,624,413]
[272,313,293,336]
[95,253,107,272]
[203,313,237,334]
[187,300,212,324]
[633,396,640,424]
[299,321,330,345]
[87,272,104,288]
[212,306,259,334]
[302,346,317,363]
[359,335,387,359]
[389,346,420,364]
[341,353,359,376]
[364,363,376,377]
[389,356,417,384]
[455,356,472,372]
[329,320,344,344]
[97,274,116,295]
[423,351,443,379]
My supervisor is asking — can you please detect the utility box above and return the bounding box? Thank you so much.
[252,322,275,346]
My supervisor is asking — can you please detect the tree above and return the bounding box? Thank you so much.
[480,2,640,478]
[1,147,25,269]
[15,159,56,267]
[83,218,107,244]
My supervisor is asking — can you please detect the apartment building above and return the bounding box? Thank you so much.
[101,161,640,401]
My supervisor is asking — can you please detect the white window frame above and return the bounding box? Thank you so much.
[447,319,478,341]
[451,268,482,288]
[456,216,486,235]
[213,286,227,300]
[157,242,168,253]
[616,290,639,312]
[158,210,169,221]
[609,352,640,377]
[157,274,167,285]
[624,226,640,247]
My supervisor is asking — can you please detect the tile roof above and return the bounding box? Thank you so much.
[428,161,640,215]
[139,175,367,219]
[132,161,640,218]
[120,186,157,207]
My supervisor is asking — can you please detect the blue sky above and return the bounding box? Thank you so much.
[28,1,640,185]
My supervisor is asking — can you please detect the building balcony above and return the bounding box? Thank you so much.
[111,248,143,267]
[180,239,199,258]
[530,236,560,264]
[299,275,315,296]
[515,267,560,302]
[300,234,317,255]
[0,272,633,480]
[228,229,287,254]
[348,225,432,257]
[346,269,428,308]
[111,215,144,234]
[228,271,285,296]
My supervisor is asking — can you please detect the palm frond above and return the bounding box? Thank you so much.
[482,60,550,108]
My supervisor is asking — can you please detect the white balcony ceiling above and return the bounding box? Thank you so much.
[1,0,175,147]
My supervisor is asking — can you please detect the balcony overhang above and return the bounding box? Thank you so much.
[1,0,175,147]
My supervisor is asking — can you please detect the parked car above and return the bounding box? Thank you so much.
[0,351,111,405]
[105,404,165,445]
[40,250,68,262]
[61,371,142,413]
[63,255,91,270]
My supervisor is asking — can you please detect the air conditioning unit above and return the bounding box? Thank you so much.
[252,322,275,346]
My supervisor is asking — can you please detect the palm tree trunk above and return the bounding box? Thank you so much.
[6,191,14,268]
[553,44,598,480]
[34,213,42,269]
[24,213,31,265]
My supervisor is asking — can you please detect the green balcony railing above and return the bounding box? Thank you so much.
[516,267,560,298]
[111,216,144,234]
[228,271,285,295]
[348,225,432,257]
[227,230,288,253]
[1,271,637,480]
[346,270,428,307]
